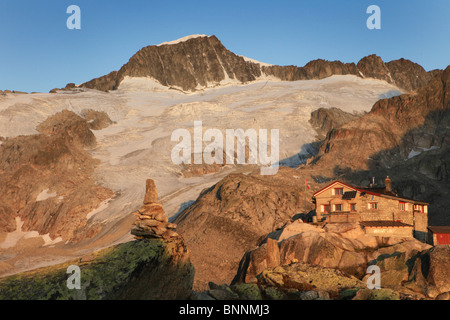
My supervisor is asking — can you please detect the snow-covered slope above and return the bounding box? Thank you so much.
[157,34,208,46]
[239,55,273,67]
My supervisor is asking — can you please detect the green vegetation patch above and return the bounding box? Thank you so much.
[0,239,165,300]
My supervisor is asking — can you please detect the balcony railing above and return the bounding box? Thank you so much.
[323,212,360,223]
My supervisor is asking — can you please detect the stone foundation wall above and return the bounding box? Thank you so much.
[363,226,413,238]
[414,213,428,241]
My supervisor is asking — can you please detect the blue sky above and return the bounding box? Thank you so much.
[0,0,449,93]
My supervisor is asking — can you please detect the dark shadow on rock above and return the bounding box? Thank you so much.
[292,210,316,222]
[278,141,323,168]
[320,105,450,226]
[378,90,402,100]
[170,200,196,222]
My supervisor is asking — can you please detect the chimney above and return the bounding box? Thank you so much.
[369,177,375,188]
[385,176,392,193]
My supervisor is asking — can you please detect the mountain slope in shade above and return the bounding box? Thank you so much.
[71,35,440,93]
[314,66,450,171]
[309,66,450,225]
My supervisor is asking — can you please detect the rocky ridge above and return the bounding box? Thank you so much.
[59,35,440,93]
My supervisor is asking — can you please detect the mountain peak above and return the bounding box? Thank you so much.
[71,35,441,94]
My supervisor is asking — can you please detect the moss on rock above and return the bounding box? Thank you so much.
[231,283,264,300]
[0,238,194,300]
[257,262,364,294]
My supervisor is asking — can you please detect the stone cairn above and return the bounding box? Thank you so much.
[131,179,179,240]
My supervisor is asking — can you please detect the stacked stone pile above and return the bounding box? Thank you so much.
[131,179,179,240]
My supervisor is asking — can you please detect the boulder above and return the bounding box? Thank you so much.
[237,218,433,284]
[407,245,450,298]
[435,292,450,300]
[352,288,400,300]
[257,262,364,296]
[243,238,280,283]
[278,219,324,241]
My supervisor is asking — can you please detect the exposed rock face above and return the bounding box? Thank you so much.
[180,148,254,178]
[385,58,441,92]
[173,166,309,290]
[49,82,87,93]
[407,245,450,298]
[261,59,359,82]
[81,109,114,130]
[309,107,361,139]
[316,66,449,170]
[74,35,440,93]
[36,109,97,148]
[0,110,114,242]
[81,36,263,92]
[356,55,441,92]
[0,238,194,300]
[357,54,394,84]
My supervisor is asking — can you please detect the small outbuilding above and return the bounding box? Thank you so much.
[427,226,450,245]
